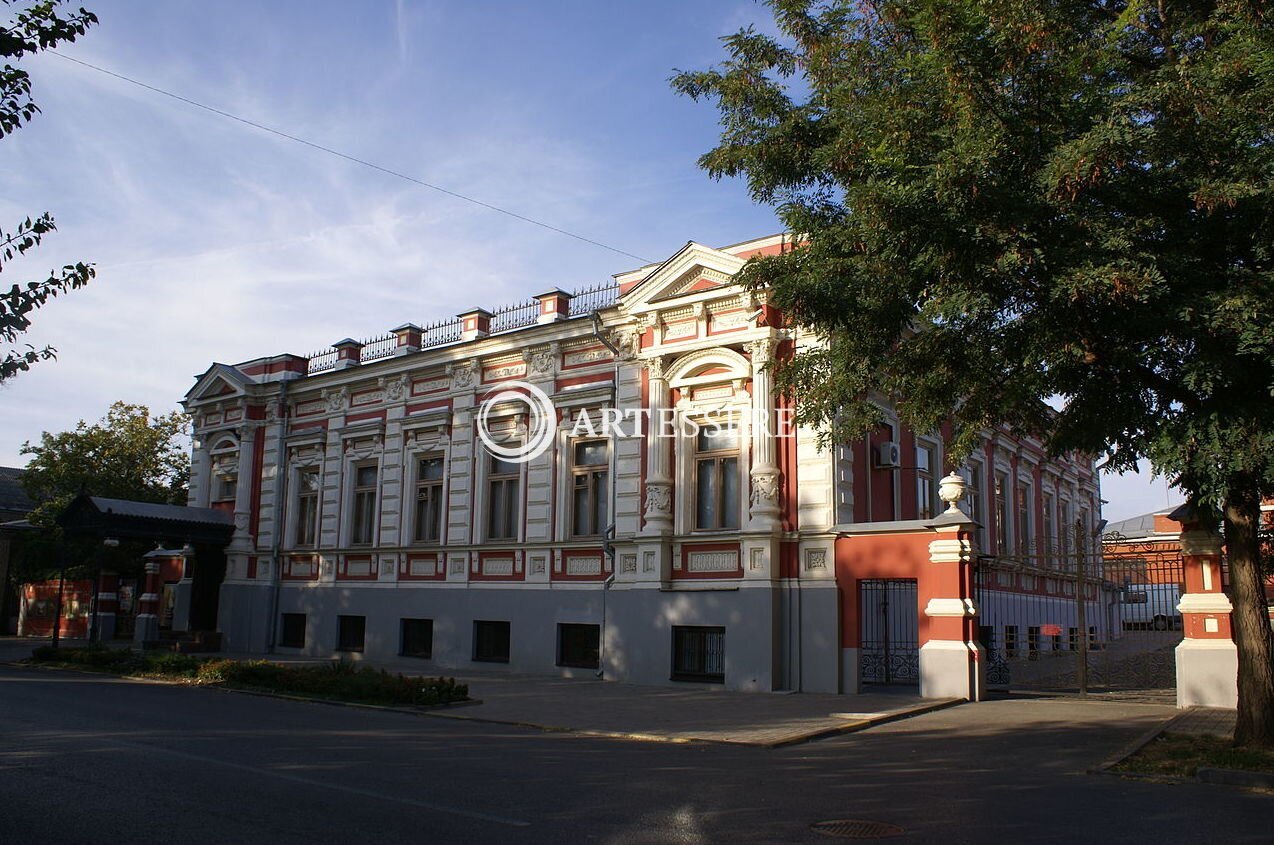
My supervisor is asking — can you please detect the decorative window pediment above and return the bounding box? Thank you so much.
[620,242,746,313]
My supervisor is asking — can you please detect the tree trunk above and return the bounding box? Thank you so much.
[1224,485,1274,748]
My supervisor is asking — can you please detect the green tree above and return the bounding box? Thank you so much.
[1,1,97,381]
[674,1,1273,744]
[21,401,191,527]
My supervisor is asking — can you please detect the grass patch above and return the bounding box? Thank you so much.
[29,645,468,707]
[1114,732,1274,778]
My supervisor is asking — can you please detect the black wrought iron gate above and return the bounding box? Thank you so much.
[860,579,919,685]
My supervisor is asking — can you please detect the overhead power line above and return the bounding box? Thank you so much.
[49,52,652,264]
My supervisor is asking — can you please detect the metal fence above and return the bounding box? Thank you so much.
[975,534,1191,699]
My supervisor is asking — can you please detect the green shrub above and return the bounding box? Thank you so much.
[29,645,468,706]
[30,644,139,670]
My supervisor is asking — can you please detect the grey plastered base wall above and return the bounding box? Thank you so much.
[602,582,779,691]
[228,581,788,690]
[218,583,275,654]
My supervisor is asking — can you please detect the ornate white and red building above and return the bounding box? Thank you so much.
[182,235,1104,699]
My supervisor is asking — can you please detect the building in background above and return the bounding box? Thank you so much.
[182,235,1102,697]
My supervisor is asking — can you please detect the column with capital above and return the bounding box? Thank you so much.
[747,335,782,532]
[641,355,674,537]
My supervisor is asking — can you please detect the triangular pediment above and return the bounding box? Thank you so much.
[185,363,250,404]
[619,242,747,313]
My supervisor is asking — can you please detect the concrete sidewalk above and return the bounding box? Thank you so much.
[260,651,962,747]
[1,636,959,747]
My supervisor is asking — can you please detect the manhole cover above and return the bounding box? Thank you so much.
[810,819,905,839]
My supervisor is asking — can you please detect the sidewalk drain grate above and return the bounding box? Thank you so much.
[811,820,905,839]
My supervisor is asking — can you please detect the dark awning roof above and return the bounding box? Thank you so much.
[56,494,234,545]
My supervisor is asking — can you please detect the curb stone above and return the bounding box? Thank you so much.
[1088,708,1274,792]
[421,696,964,748]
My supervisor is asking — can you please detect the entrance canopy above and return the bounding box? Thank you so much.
[56,495,234,546]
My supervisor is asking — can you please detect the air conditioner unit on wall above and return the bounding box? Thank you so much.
[873,441,901,469]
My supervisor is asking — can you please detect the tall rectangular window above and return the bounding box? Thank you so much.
[350,465,378,545]
[962,460,985,546]
[571,440,608,537]
[916,443,937,519]
[671,626,725,683]
[1059,499,1073,565]
[694,425,740,531]
[1042,491,1056,564]
[294,467,319,547]
[1016,480,1032,556]
[487,455,520,541]
[994,470,1010,553]
[413,456,445,543]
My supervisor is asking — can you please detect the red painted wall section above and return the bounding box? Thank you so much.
[20,580,94,638]
[899,427,917,520]
[835,531,935,648]
[852,438,869,523]
[868,424,896,521]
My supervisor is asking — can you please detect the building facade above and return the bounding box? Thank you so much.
[183,235,1102,696]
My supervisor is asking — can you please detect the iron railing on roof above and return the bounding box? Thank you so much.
[570,280,619,313]
[360,332,398,364]
[420,316,463,348]
[306,348,339,374]
[304,280,622,375]
[489,297,541,334]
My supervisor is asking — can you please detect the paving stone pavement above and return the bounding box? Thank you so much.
[1164,705,1238,738]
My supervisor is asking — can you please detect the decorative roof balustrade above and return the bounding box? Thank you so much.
[304,281,620,374]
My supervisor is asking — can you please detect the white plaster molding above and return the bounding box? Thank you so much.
[925,597,978,618]
[1178,592,1234,615]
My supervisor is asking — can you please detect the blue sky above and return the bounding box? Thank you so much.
[0,0,1177,520]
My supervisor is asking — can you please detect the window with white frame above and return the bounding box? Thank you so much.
[571,440,608,537]
[962,459,985,544]
[694,424,741,531]
[486,454,520,541]
[916,442,937,519]
[350,464,378,545]
[412,455,445,544]
[1016,479,1033,556]
[210,439,238,504]
[294,467,320,547]
[1042,490,1056,564]
[1059,499,1073,562]
[994,470,1010,553]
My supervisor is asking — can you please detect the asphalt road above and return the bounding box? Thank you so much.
[1,664,1269,844]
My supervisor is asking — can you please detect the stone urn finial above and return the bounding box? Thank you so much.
[938,472,967,514]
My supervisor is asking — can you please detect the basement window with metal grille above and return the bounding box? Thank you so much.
[336,615,366,652]
[400,618,433,659]
[671,625,725,683]
[279,613,306,649]
[557,623,600,669]
[473,620,510,663]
